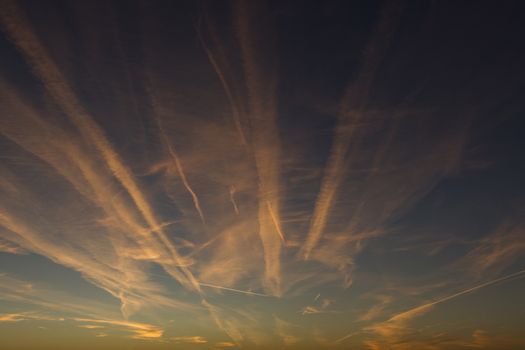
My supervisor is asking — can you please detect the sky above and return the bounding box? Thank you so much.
[0,0,524,349]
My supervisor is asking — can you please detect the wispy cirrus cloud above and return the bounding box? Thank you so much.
[301,297,336,315]
[274,316,301,345]
[171,335,208,344]
[348,269,525,348]
[232,0,284,296]
[358,295,394,322]
[457,220,525,276]
[0,0,523,348]
[0,239,26,254]
[299,0,406,261]
[0,312,63,322]
[0,274,164,341]
[72,317,163,340]
[0,0,201,295]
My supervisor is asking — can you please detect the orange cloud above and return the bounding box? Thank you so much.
[72,317,163,340]
[171,336,208,344]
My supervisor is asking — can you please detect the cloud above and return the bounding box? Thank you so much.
[78,325,105,329]
[360,329,523,350]
[299,0,406,260]
[0,77,197,319]
[358,295,394,322]
[353,269,525,347]
[0,0,200,295]
[301,298,336,315]
[153,96,206,225]
[458,220,525,276]
[0,1,522,348]
[172,336,208,344]
[0,312,64,323]
[0,273,122,320]
[274,316,300,345]
[72,317,163,340]
[0,313,28,322]
[202,300,244,344]
[232,0,284,296]
[0,239,26,254]
[0,283,163,340]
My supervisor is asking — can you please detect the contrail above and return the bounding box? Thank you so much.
[229,185,240,215]
[299,0,405,260]
[334,331,360,344]
[156,118,206,225]
[299,137,348,260]
[201,300,244,344]
[334,269,525,344]
[199,283,271,297]
[266,200,285,243]
[233,0,283,295]
[0,81,199,313]
[197,17,247,145]
[389,268,525,322]
[0,0,201,293]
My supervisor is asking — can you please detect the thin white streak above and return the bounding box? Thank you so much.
[229,185,240,215]
[157,119,206,225]
[335,269,525,344]
[266,200,285,243]
[197,20,247,145]
[390,268,525,322]
[199,283,270,298]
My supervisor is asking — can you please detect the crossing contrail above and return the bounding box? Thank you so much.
[0,0,201,293]
[199,283,271,297]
